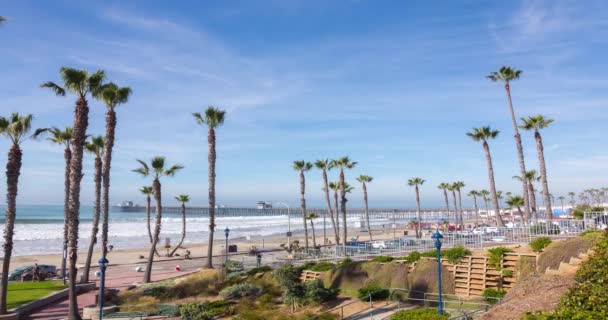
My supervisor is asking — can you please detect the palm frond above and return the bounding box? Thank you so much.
[133,159,150,176]
[164,165,184,176]
[40,82,66,96]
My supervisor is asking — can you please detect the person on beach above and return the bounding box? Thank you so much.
[32,263,40,281]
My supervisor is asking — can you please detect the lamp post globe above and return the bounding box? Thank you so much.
[431,229,444,315]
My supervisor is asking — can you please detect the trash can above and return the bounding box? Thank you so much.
[228,244,238,253]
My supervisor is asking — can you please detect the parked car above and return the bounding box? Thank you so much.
[371,241,387,249]
[7,264,57,281]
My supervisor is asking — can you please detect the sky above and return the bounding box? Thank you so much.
[1,0,607,208]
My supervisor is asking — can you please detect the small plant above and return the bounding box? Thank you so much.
[308,261,336,271]
[303,279,339,303]
[225,260,244,272]
[487,247,513,270]
[219,283,264,299]
[482,288,506,304]
[442,245,472,264]
[530,237,552,253]
[178,301,232,320]
[390,308,450,319]
[502,269,513,277]
[337,257,353,266]
[404,251,421,263]
[357,285,390,301]
[371,256,394,263]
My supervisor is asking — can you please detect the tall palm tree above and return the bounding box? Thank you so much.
[170,195,190,257]
[480,190,490,214]
[330,157,357,246]
[316,159,339,245]
[520,115,554,221]
[454,181,465,226]
[496,191,504,211]
[513,170,540,222]
[307,212,319,248]
[36,127,72,280]
[468,190,480,225]
[0,113,34,314]
[438,183,451,220]
[96,83,132,260]
[293,160,313,249]
[448,184,458,225]
[407,177,425,238]
[41,67,104,319]
[133,157,183,283]
[193,107,226,268]
[506,195,526,225]
[558,196,565,214]
[356,175,374,241]
[487,66,530,219]
[329,181,340,236]
[82,136,104,284]
[568,192,576,208]
[467,126,505,227]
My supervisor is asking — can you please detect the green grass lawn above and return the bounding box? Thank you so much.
[7,281,66,309]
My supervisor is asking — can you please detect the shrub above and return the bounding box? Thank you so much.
[530,237,552,253]
[246,266,273,276]
[482,288,506,304]
[357,285,390,301]
[338,257,353,266]
[487,247,513,270]
[309,262,336,271]
[442,245,471,264]
[178,301,232,320]
[502,269,513,277]
[219,283,264,299]
[405,251,421,263]
[142,285,167,297]
[303,279,339,303]
[225,260,244,272]
[421,250,438,258]
[371,256,394,263]
[390,308,450,319]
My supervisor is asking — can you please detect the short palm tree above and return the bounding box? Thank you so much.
[170,195,190,257]
[328,181,341,235]
[520,115,554,221]
[407,177,425,238]
[193,107,226,268]
[454,181,465,226]
[438,183,451,220]
[558,196,565,214]
[513,170,540,222]
[0,113,34,314]
[82,136,104,284]
[315,159,339,245]
[307,212,319,248]
[468,190,480,225]
[42,67,104,319]
[467,126,505,227]
[487,66,531,220]
[36,126,72,280]
[356,175,374,241]
[506,195,526,224]
[133,157,183,283]
[293,160,313,249]
[480,190,490,214]
[330,157,357,245]
[96,83,132,260]
[448,184,458,225]
[568,192,576,207]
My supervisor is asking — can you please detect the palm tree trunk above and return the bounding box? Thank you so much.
[300,171,309,249]
[309,218,316,247]
[363,182,372,241]
[442,190,450,221]
[472,195,479,225]
[61,146,71,282]
[82,156,101,283]
[415,186,421,238]
[451,191,458,226]
[144,179,162,283]
[101,109,116,259]
[170,203,186,256]
[333,189,340,241]
[535,131,553,221]
[457,190,463,227]
[67,96,89,320]
[483,141,506,227]
[528,182,538,223]
[504,83,531,220]
[322,170,339,245]
[206,127,216,268]
[0,144,22,314]
[339,168,347,245]
[146,195,153,243]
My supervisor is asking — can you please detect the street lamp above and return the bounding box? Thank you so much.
[224,227,230,265]
[431,229,444,315]
[98,257,109,320]
[276,202,291,246]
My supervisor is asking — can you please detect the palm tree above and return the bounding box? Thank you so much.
[467,126,505,227]
[316,159,339,245]
[0,16,6,24]
[513,170,540,222]
[36,127,72,280]
[488,66,531,219]
[307,212,319,248]
[407,177,425,238]
[496,191,503,211]
[356,175,374,241]
[41,67,104,319]
[558,196,565,214]
[193,107,226,268]
[96,83,132,260]
[568,192,576,208]
[170,195,190,257]
[438,183,451,220]
[454,181,465,226]
[0,113,34,314]
[520,115,554,221]
[480,190,490,215]
[133,157,183,283]
[293,160,313,249]
[330,157,357,246]
[140,186,154,244]
[82,136,104,284]
[506,196,526,224]
[448,184,458,225]
[468,190,480,225]
[329,181,340,236]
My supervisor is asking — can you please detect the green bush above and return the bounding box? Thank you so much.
[482,288,506,304]
[371,256,394,263]
[219,283,264,299]
[142,285,168,297]
[357,285,390,301]
[299,261,336,272]
[246,266,273,276]
[303,279,339,303]
[442,245,472,264]
[390,308,450,320]
[178,301,232,320]
[225,260,244,272]
[530,237,552,253]
[421,250,438,258]
[337,257,353,266]
[402,251,421,263]
[502,269,513,277]
[487,247,513,270]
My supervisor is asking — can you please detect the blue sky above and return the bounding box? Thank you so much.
[1,0,607,208]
